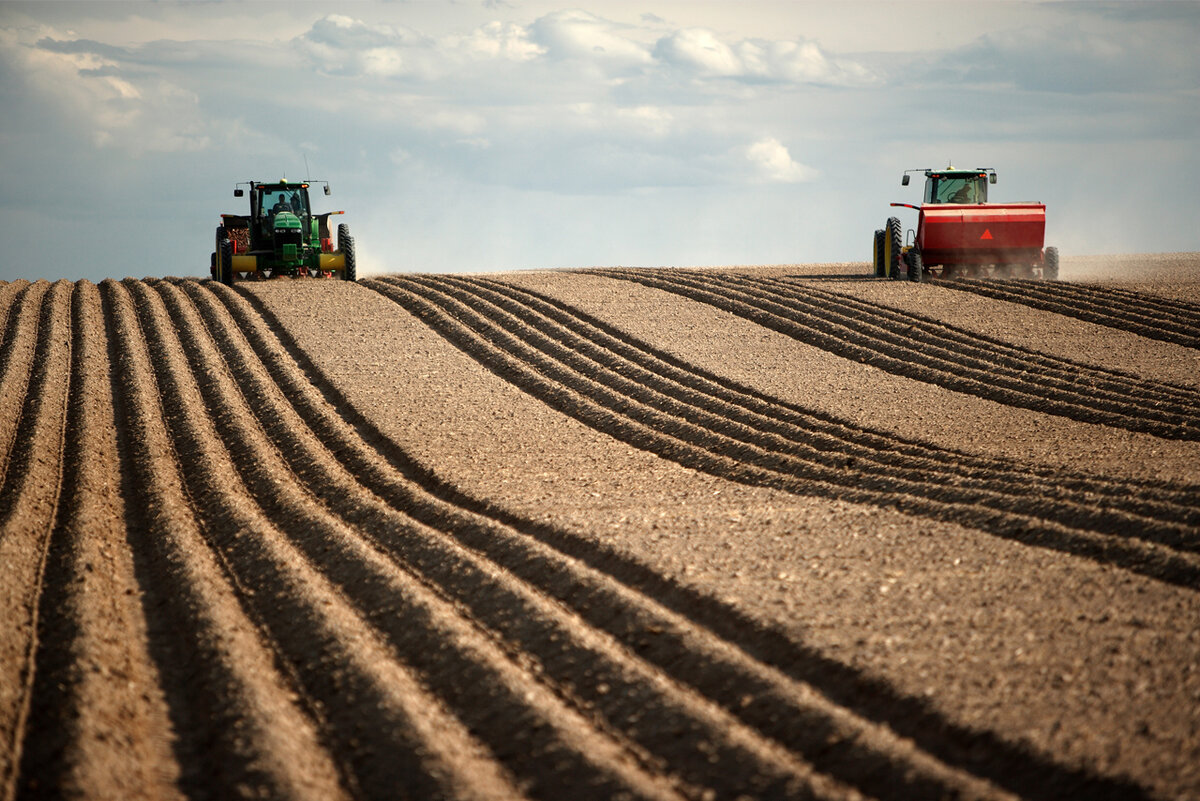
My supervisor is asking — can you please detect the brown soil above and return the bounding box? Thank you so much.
[1,255,1198,800]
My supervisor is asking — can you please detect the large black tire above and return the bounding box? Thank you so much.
[872,229,885,277]
[885,216,902,280]
[1043,246,1059,281]
[218,238,234,286]
[212,225,225,281]
[338,223,356,282]
[907,248,924,282]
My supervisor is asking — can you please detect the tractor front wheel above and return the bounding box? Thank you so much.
[338,223,357,282]
[1043,246,1059,281]
[885,217,902,280]
[872,229,885,277]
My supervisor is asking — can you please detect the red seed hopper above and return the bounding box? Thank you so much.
[872,166,1057,281]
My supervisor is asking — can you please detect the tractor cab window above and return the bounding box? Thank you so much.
[260,188,308,217]
[929,175,985,204]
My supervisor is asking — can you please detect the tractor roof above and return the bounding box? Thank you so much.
[928,169,990,177]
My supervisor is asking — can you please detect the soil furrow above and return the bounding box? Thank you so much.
[0,281,72,801]
[437,274,1200,538]
[214,279,1021,801]
[463,275,1200,520]
[938,279,1200,348]
[368,275,1200,590]
[714,272,1200,415]
[14,280,181,800]
[144,278,683,801]
[133,279,547,801]
[236,277,1162,801]
[590,268,1200,440]
[182,281,925,801]
[626,266,1200,426]
[0,282,48,486]
[472,275,1196,504]
[100,279,348,801]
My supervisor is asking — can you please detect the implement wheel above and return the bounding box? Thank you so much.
[1044,246,1059,281]
[338,223,357,282]
[872,229,885,277]
[885,217,902,280]
[907,248,924,282]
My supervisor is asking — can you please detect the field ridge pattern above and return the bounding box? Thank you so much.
[0,274,1182,800]
[364,275,1200,591]
[587,268,1200,441]
[932,278,1200,349]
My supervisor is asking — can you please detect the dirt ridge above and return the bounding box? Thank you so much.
[2,263,1196,801]
[363,275,1200,589]
[935,279,1200,348]
[588,268,1200,440]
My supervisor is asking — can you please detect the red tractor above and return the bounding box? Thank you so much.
[873,166,1057,282]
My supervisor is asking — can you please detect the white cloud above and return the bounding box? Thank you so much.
[528,10,651,67]
[654,27,875,86]
[745,138,816,183]
[458,20,544,62]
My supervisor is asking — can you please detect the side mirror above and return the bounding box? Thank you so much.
[234,189,243,197]
[901,175,910,186]
[989,174,997,184]
[324,185,331,196]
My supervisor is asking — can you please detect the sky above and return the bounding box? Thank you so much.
[1,0,1197,282]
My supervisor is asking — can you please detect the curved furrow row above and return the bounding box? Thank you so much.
[466,277,1193,507]
[213,281,983,801]
[130,279,547,801]
[589,268,1200,441]
[98,279,350,801]
[13,281,181,800]
[0,281,29,364]
[937,278,1200,349]
[754,274,1200,411]
[225,277,1157,801]
[202,275,1012,801]
[444,275,1200,535]
[707,272,1200,419]
[0,281,72,801]
[170,282,863,801]
[366,275,1200,591]
[0,282,48,486]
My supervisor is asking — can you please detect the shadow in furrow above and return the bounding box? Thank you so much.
[751,274,1200,411]
[177,282,864,801]
[591,268,1200,441]
[227,279,1155,801]
[933,279,1200,349]
[132,280,538,801]
[101,280,350,801]
[431,274,1200,544]
[368,276,1200,590]
[0,281,72,801]
[461,275,1198,523]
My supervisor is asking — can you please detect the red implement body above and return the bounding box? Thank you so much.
[873,167,1057,282]
[916,202,1046,266]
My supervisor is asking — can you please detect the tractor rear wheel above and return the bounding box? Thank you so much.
[907,248,924,282]
[872,229,885,277]
[338,224,357,282]
[1043,246,1059,281]
[218,238,234,286]
[885,217,902,280]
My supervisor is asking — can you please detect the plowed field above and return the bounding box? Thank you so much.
[2,253,1198,801]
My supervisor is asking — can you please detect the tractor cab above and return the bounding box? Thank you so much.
[903,167,996,205]
[236,181,314,248]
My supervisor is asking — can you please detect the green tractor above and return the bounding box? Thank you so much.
[211,178,355,284]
